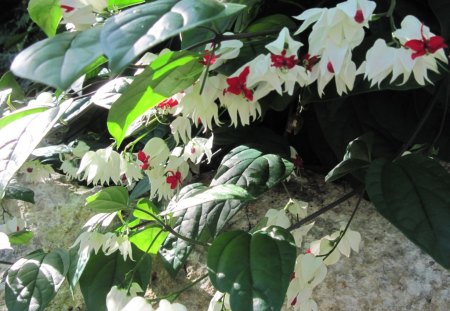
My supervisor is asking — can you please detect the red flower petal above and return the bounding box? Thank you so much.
[354,9,364,23]
[327,61,335,73]
[428,36,448,53]
[404,39,425,53]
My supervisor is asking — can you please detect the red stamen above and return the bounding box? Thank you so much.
[327,61,335,73]
[200,51,218,66]
[302,54,319,71]
[271,49,298,69]
[137,151,150,170]
[157,98,179,110]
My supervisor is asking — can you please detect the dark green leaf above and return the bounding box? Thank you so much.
[79,246,152,311]
[4,185,35,203]
[366,154,450,268]
[244,14,296,33]
[325,133,373,182]
[28,0,62,37]
[11,26,103,90]
[101,0,245,72]
[160,146,293,276]
[6,249,70,311]
[129,175,150,201]
[85,186,129,212]
[8,231,33,245]
[0,101,71,198]
[107,51,203,146]
[207,227,296,311]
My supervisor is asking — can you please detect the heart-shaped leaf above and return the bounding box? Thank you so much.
[160,146,293,276]
[28,0,62,37]
[5,249,70,311]
[207,227,296,311]
[366,154,450,268]
[79,246,151,311]
[0,101,71,198]
[101,0,245,72]
[85,186,129,212]
[11,26,103,90]
[107,50,203,146]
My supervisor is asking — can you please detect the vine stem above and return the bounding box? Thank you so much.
[395,81,443,160]
[319,189,364,260]
[133,207,210,248]
[288,190,358,231]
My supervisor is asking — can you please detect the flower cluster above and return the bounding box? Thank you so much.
[19,160,54,183]
[73,231,134,261]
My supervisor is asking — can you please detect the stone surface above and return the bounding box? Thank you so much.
[1,169,450,311]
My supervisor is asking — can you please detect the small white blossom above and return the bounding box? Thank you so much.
[102,233,134,261]
[183,136,214,164]
[77,147,121,185]
[19,160,54,183]
[0,232,12,251]
[60,159,79,180]
[170,116,192,145]
[203,36,243,71]
[60,0,97,31]
[72,140,90,158]
[120,154,143,185]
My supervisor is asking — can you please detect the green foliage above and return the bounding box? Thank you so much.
[108,0,145,10]
[107,50,203,146]
[0,106,49,129]
[67,246,90,293]
[4,185,35,203]
[325,133,373,182]
[8,231,33,245]
[0,72,25,103]
[244,14,296,33]
[6,249,70,311]
[11,26,103,90]
[101,0,245,72]
[28,0,62,37]
[85,186,129,212]
[130,226,168,255]
[207,226,296,311]
[0,101,70,198]
[79,246,152,311]
[160,146,294,276]
[366,154,450,268]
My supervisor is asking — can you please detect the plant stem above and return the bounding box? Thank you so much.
[395,82,443,159]
[320,189,364,260]
[133,207,210,248]
[288,190,357,231]
[387,0,397,31]
[0,260,13,265]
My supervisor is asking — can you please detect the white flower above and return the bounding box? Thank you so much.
[336,0,376,27]
[102,233,134,261]
[19,160,54,183]
[28,92,55,107]
[79,0,107,13]
[72,140,90,158]
[142,138,171,167]
[208,292,231,311]
[175,75,222,130]
[266,27,302,56]
[265,208,290,229]
[77,147,122,185]
[60,0,97,31]
[203,36,243,71]
[156,299,187,311]
[170,116,192,145]
[120,154,143,185]
[0,232,12,251]
[292,222,314,248]
[287,199,308,219]
[106,285,153,311]
[72,231,106,256]
[60,159,79,180]
[0,217,26,234]
[183,136,214,164]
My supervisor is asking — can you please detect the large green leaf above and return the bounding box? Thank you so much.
[0,72,25,102]
[85,186,129,213]
[207,227,296,311]
[0,106,49,130]
[325,133,373,182]
[11,26,103,90]
[79,246,152,311]
[0,101,71,198]
[160,146,293,276]
[5,249,70,311]
[4,185,35,203]
[28,0,62,37]
[101,0,245,72]
[108,0,144,10]
[129,226,168,255]
[107,50,203,146]
[365,154,450,268]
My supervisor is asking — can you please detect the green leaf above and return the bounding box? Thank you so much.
[0,72,25,101]
[79,246,152,311]
[5,249,70,311]
[325,133,373,182]
[28,0,62,37]
[207,227,296,311]
[67,246,90,293]
[108,0,145,10]
[85,186,129,213]
[4,185,35,203]
[11,26,103,90]
[91,77,134,109]
[244,14,296,33]
[8,231,33,245]
[130,226,168,255]
[0,106,49,130]
[0,101,71,198]
[101,0,245,72]
[160,146,293,276]
[107,50,203,146]
[365,154,450,268]
[133,198,159,220]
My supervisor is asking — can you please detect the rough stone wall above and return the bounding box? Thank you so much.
[1,170,450,311]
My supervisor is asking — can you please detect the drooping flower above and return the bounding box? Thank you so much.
[202,37,243,71]
[77,147,122,185]
[102,233,134,261]
[19,160,54,183]
[336,0,377,27]
[170,116,192,145]
[137,150,150,170]
[60,159,79,180]
[224,66,254,101]
[265,209,291,229]
[183,136,214,164]
[106,285,153,311]
[120,154,143,185]
[142,138,171,167]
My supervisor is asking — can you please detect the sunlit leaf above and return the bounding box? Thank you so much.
[28,0,62,37]
[85,186,129,212]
